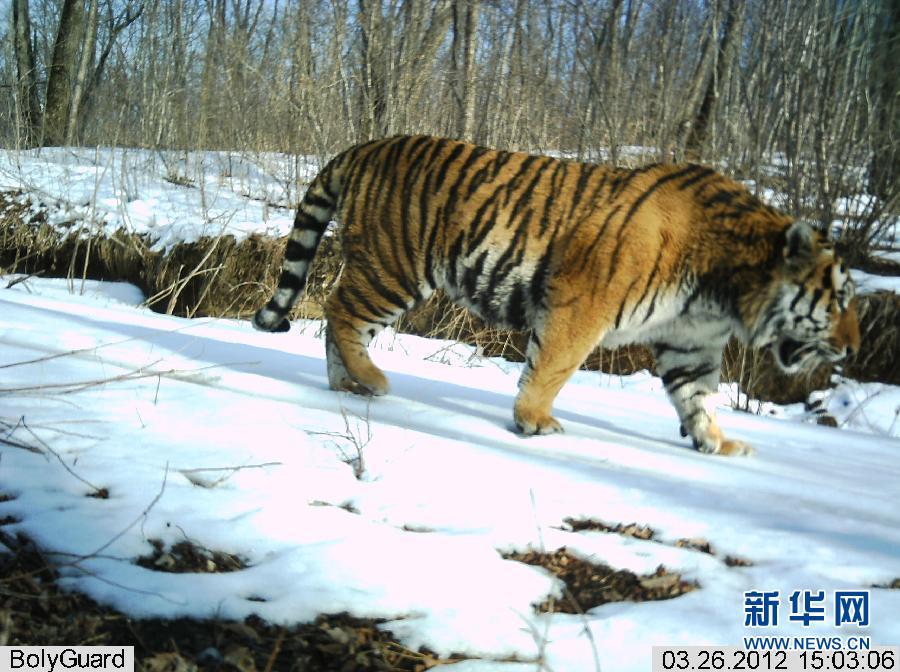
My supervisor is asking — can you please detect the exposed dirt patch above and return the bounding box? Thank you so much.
[563,519,753,567]
[674,537,713,554]
[875,578,900,589]
[0,493,19,527]
[504,547,697,614]
[673,538,752,566]
[0,530,468,670]
[724,555,753,567]
[136,539,247,574]
[563,517,656,540]
[309,499,360,515]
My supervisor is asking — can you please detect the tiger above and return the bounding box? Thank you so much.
[253,135,860,457]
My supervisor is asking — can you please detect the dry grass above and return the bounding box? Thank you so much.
[3,189,897,405]
[503,548,698,614]
[0,526,470,671]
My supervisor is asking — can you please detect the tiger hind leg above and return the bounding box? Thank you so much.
[324,274,419,396]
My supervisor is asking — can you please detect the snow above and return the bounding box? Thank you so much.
[0,147,320,250]
[1,276,899,669]
[851,270,900,294]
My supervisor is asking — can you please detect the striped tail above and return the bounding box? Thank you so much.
[252,169,338,333]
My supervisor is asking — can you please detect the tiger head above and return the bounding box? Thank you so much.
[753,221,860,374]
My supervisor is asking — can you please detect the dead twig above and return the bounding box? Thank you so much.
[20,417,103,495]
[4,271,43,289]
[177,461,283,488]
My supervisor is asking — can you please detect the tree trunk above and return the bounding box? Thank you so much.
[685,0,745,157]
[357,0,389,138]
[66,0,99,145]
[44,0,87,146]
[199,0,225,148]
[12,0,41,147]
[676,0,722,159]
[867,0,899,200]
[452,0,479,141]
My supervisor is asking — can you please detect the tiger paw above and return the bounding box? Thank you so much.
[694,436,754,456]
[717,439,755,457]
[514,412,563,436]
[330,375,389,397]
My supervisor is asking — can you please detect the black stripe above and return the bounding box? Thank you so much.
[677,165,717,191]
[609,164,657,199]
[642,284,663,324]
[821,265,833,290]
[501,156,540,207]
[630,247,664,321]
[505,280,528,330]
[466,191,502,254]
[421,184,441,290]
[467,151,514,198]
[338,285,393,322]
[807,287,824,317]
[463,250,489,299]
[620,165,704,229]
[416,139,455,287]
[614,278,640,329]
[398,138,438,278]
[662,363,719,395]
[579,204,620,267]
[435,143,467,189]
[483,211,532,315]
[508,160,549,223]
[789,285,806,310]
[530,245,554,309]
[264,297,288,316]
[303,192,334,209]
[444,146,489,215]
[277,271,305,291]
[654,342,703,355]
[359,263,411,314]
[537,161,567,236]
[420,142,467,257]
[702,189,741,209]
[294,209,329,233]
[447,233,466,287]
[567,163,595,221]
[284,238,317,261]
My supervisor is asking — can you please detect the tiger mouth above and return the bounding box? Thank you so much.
[773,336,809,372]
[773,337,843,372]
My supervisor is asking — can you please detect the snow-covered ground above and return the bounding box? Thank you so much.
[0,147,318,250]
[1,277,898,670]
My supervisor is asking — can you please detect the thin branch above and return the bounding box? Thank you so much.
[20,418,103,494]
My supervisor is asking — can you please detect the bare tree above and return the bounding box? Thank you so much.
[43,0,86,146]
[867,0,899,201]
[685,0,745,158]
[12,0,41,147]
[65,0,99,145]
[451,0,479,141]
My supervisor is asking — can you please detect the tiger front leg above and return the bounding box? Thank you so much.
[653,342,754,457]
[514,311,602,435]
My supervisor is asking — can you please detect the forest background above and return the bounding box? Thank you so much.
[3,0,897,252]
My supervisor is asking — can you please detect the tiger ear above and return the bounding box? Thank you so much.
[783,221,817,268]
